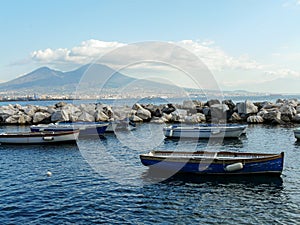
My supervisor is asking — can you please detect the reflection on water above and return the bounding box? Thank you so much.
[0,123,300,224]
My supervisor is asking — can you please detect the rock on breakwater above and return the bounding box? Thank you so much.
[1,98,300,125]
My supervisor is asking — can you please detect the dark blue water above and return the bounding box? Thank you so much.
[0,123,300,224]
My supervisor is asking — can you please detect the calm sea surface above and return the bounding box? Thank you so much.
[0,122,300,224]
[1,98,300,224]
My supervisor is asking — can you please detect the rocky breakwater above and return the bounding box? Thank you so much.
[0,98,300,125]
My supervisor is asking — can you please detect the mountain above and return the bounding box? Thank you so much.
[0,67,65,90]
[0,64,179,96]
[222,77,300,94]
[0,64,137,94]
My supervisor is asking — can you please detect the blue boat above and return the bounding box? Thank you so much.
[140,151,284,176]
[30,121,108,136]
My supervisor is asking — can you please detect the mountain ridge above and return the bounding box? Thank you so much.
[0,64,177,96]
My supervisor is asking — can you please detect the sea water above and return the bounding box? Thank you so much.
[0,123,299,224]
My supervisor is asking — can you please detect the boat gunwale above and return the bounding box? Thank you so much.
[0,130,80,138]
[140,151,284,164]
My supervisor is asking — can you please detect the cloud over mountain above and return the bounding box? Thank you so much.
[25,39,300,93]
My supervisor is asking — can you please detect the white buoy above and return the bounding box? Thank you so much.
[225,162,243,172]
[46,171,52,177]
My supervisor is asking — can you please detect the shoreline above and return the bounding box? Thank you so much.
[0,98,299,125]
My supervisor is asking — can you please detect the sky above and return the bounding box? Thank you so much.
[1,0,300,93]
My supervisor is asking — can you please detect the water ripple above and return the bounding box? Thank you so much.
[0,124,299,224]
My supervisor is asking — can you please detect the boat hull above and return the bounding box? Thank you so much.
[163,125,246,139]
[294,129,300,140]
[140,151,284,176]
[31,122,108,136]
[105,120,136,133]
[0,131,79,144]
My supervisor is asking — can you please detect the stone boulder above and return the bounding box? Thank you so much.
[0,107,16,122]
[78,111,94,122]
[286,99,298,108]
[247,115,264,123]
[51,110,69,122]
[46,106,57,114]
[276,99,284,104]
[95,110,109,122]
[80,104,96,116]
[23,105,37,117]
[262,102,278,110]
[279,104,296,122]
[136,109,152,120]
[279,104,296,117]
[5,115,19,124]
[292,114,300,123]
[162,113,172,122]
[161,104,176,114]
[55,102,67,108]
[69,111,82,122]
[153,108,162,117]
[229,112,243,122]
[36,106,49,113]
[129,115,143,122]
[33,112,51,124]
[182,100,196,109]
[102,105,114,118]
[222,100,236,110]
[20,114,32,124]
[113,106,131,120]
[169,110,187,123]
[150,116,167,123]
[205,99,220,107]
[210,104,229,121]
[202,107,211,116]
[236,100,258,114]
[260,109,281,123]
[184,113,206,123]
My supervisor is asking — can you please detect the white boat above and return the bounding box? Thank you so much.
[0,130,79,144]
[163,124,247,139]
[294,128,300,140]
[30,122,109,136]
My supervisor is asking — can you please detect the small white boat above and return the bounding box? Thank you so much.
[0,130,79,144]
[30,122,109,136]
[294,128,300,140]
[163,124,247,139]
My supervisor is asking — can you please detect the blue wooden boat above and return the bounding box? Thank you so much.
[140,151,284,176]
[163,124,247,139]
[30,121,108,136]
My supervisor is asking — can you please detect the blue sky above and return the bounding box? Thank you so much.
[1,0,300,93]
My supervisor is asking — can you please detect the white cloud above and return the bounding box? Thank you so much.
[282,0,300,7]
[28,38,300,92]
[31,39,125,64]
[31,48,69,63]
[30,39,266,72]
[175,40,266,71]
